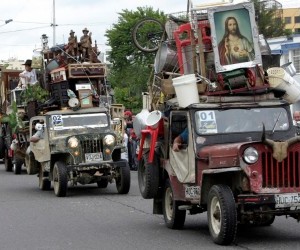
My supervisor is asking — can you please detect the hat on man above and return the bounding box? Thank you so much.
[22,59,32,67]
[70,30,75,34]
[82,27,89,33]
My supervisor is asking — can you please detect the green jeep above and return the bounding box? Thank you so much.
[26,107,130,197]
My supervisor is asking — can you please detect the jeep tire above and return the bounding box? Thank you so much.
[39,167,51,190]
[115,160,130,194]
[13,157,23,175]
[4,149,12,172]
[207,184,237,245]
[162,179,186,229]
[25,153,38,175]
[53,161,68,197]
[138,152,159,199]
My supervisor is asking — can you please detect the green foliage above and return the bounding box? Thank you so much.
[251,0,289,38]
[21,84,49,103]
[0,102,24,133]
[105,7,166,111]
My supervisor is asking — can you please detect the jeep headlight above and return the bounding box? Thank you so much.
[243,147,258,164]
[103,135,115,146]
[68,137,79,148]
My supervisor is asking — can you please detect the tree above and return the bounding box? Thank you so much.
[252,0,291,38]
[105,7,166,112]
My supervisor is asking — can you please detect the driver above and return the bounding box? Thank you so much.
[30,122,45,143]
[172,127,188,152]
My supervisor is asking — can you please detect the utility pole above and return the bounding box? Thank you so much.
[53,0,56,46]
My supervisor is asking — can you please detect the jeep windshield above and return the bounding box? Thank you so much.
[195,107,289,134]
[49,113,109,137]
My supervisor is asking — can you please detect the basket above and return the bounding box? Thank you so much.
[267,67,285,87]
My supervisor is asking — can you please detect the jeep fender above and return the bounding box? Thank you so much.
[200,167,242,205]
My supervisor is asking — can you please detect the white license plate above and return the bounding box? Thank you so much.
[275,193,300,208]
[85,153,103,162]
[185,186,200,199]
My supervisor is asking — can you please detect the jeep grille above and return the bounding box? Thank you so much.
[262,151,300,189]
[80,138,102,154]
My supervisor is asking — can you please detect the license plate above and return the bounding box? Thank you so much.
[85,153,103,162]
[185,186,200,199]
[275,193,300,208]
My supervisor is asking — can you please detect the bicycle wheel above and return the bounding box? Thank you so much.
[132,17,165,53]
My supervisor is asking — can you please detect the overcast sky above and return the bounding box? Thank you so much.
[0,0,298,61]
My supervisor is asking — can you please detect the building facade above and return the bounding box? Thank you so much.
[283,8,300,34]
[267,35,300,74]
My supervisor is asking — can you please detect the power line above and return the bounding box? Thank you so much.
[0,25,51,34]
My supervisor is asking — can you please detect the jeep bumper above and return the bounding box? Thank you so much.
[238,193,300,216]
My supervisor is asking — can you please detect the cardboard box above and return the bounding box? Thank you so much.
[78,89,93,108]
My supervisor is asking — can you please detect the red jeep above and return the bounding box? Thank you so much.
[137,96,300,245]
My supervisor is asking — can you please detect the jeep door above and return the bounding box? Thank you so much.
[30,116,50,162]
[169,111,195,183]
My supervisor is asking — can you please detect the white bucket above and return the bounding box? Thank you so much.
[267,67,300,104]
[133,109,150,138]
[172,74,199,107]
[145,110,162,129]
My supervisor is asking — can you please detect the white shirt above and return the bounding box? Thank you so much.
[19,69,37,85]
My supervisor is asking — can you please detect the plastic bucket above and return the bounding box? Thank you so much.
[145,110,162,129]
[46,59,59,72]
[267,67,300,104]
[133,109,150,138]
[172,74,199,107]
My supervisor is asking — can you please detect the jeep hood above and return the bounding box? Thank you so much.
[197,142,254,168]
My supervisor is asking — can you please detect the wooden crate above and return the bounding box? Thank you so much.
[68,63,106,78]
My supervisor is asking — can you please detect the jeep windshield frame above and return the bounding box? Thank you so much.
[48,113,109,138]
[194,106,290,135]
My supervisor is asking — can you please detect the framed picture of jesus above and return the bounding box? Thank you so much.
[207,2,262,73]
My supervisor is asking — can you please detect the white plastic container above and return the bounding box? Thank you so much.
[145,110,162,129]
[133,109,150,138]
[267,67,300,104]
[172,74,199,107]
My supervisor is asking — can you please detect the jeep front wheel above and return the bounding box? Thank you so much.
[53,161,68,197]
[138,153,159,199]
[207,184,237,245]
[162,179,186,229]
[4,149,12,172]
[115,160,130,194]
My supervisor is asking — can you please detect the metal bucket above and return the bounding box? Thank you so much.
[281,62,297,77]
[46,59,59,72]
[154,43,178,73]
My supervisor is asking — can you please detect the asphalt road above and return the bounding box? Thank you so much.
[0,163,300,250]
